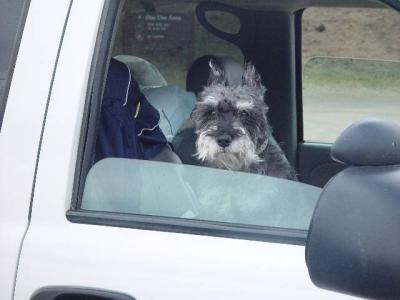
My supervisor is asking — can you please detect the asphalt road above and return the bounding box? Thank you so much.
[303,93,400,142]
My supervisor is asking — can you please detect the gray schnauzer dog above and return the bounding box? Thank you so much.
[191,61,297,180]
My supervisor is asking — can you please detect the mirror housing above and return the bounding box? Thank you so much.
[306,118,400,299]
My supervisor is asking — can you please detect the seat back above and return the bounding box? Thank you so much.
[95,58,168,162]
[142,84,196,142]
[115,55,196,142]
[114,55,167,88]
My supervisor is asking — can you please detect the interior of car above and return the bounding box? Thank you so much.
[104,0,400,181]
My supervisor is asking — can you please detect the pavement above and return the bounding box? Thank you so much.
[303,93,400,142]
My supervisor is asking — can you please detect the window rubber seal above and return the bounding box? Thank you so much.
[71,0,123,210]
[67,210,308,246]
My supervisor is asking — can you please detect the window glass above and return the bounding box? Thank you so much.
[83,158,320,230]
[80,0,322,236]
[302,7,400,142]
[0,0,29,126]
[113,1,243,87]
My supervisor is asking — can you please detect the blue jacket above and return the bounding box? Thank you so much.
[95,58,167,162]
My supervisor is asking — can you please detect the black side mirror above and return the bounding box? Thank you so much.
[306,118,400,299]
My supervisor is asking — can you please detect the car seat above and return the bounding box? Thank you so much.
[186,55,244,95]
[95,58,181,164]
[114,55,167,88]
[115,55,196,143]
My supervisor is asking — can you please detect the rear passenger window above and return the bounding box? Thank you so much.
[77,0,321,239]
[0,0,29,128]
[302,6,400,142]
[73,0,400,244]
[71,0,400,243]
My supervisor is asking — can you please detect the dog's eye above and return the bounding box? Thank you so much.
[207,110,216,116]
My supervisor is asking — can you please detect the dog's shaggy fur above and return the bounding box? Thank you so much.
[191,61,297,180]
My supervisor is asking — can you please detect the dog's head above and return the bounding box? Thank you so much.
[191,61,271,171]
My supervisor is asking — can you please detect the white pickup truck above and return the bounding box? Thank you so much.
[1,0,399,299]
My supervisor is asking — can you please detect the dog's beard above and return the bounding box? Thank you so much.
[195,131,262,171]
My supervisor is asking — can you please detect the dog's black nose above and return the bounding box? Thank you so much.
[217,134,232,148]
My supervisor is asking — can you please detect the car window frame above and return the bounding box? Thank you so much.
[0,0,31,131]
[68,0,315,246]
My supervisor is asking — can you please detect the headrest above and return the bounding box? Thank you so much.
[186,55,244,94]
[331,118,400,166]
[114,55,167,88]
[103,58,131,104]
[142,85,196,141]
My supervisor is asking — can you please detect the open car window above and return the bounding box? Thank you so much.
[72,0,400,244]
[302,6,400,142]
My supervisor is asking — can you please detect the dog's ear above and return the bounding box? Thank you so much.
[190,103,200,123]
[242,62,266,93]
[190,105,196,121]
[207,60,226,86]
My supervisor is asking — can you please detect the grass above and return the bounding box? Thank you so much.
[303,57,400,97]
